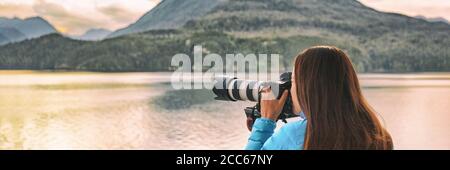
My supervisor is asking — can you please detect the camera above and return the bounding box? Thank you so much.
[212,72,298,131]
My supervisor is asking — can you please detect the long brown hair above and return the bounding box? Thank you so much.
[294,46,393,150]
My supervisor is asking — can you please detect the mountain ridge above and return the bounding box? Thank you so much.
[107,0,225,38]
[0,27,27,45]
[72,28,112,41]
[0,0,448,72]
[0,16,57,45]
[415,15,450,25]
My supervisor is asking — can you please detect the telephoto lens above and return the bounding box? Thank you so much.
[212,72,292,102]
[212,76,261,102]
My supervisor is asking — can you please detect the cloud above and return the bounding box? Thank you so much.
[0,0,160,35]
[97,4,141,24]
[31,0,107,35]
[359,0,450,21]
[0,3,36,18]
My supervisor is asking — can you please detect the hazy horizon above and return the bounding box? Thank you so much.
[0,0,449,36]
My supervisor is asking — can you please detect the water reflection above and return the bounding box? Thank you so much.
[0,71,448,149]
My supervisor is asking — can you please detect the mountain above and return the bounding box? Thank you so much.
[0,0,449,72]
[0,16,57,45]
[0,34,10,45]
[73,28,112,41]
[107,0,225,38]
[0,27,27,45]
[415,15,450,25]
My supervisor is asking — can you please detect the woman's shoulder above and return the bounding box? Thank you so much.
[264,119,307,150]
[279,119,307,137]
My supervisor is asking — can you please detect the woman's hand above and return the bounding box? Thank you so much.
[260,88,289,121]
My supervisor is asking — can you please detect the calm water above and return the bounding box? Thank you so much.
[0,71,449,150]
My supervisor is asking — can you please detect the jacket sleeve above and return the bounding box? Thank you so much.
[245,118,276,150]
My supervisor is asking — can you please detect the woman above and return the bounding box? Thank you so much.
[246,46,393,150]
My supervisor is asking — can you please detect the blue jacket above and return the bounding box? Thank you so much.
[245,117,307,150]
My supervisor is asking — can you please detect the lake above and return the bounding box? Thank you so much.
[0,70,449,150]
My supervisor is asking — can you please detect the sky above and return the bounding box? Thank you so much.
[359,0,450,20]
[0,0,161,35]
[0,0,449,35]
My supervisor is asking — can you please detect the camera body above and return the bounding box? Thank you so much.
[212,72,299,131]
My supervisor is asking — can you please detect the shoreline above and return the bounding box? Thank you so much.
[0,69,450,75]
